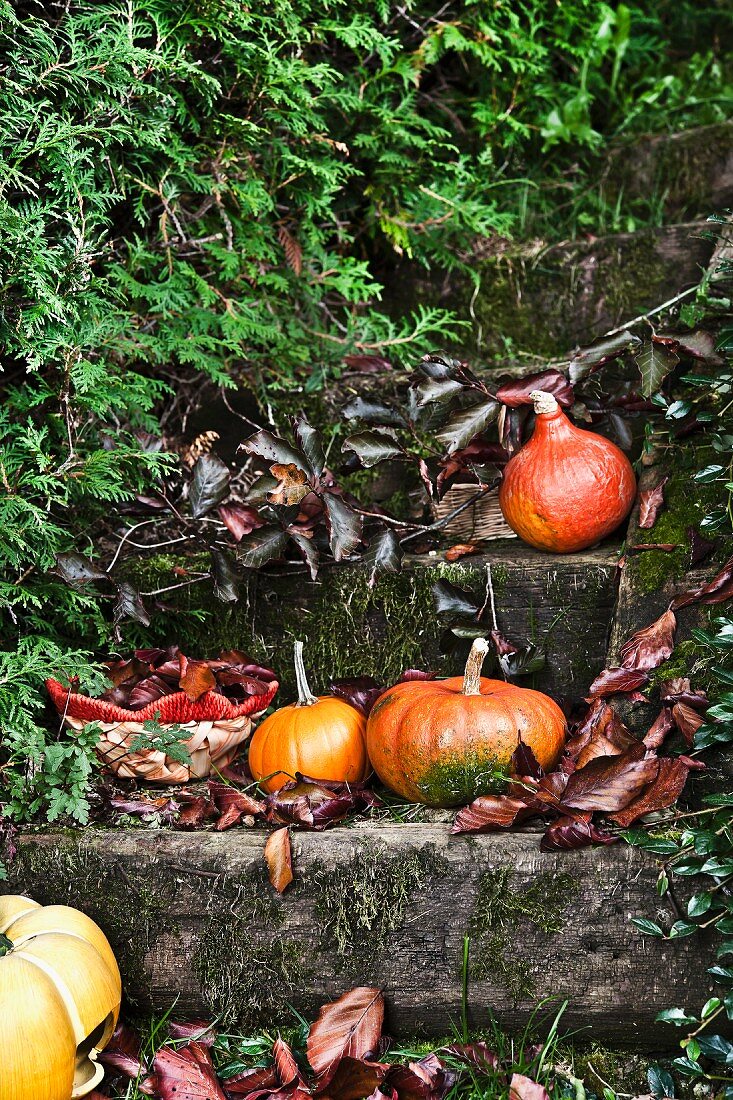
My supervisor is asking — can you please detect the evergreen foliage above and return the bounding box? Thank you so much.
[0,0,730,820]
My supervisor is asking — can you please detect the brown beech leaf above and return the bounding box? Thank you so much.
[452,795,539,834]
[178,656,217,701]
[274,1037,306,1088]
[672,702,705,746]
[321,1056,390,1100]
[266,775,379,830]
[560,746,659,813]
[564,700,637,770]
[659,678,708,708]
[609,757,695,827]
[587,667,649,698]
[496,369,574,408]
[99,1022,150,1084]
[618,610,676,672]
[176,795,216,830]
[629,543,678,553]
[153,1041,227,1100]
[671,554,733,610]
[442,1042,499,1073]
[387,1054,456,1100]
[511,738,543,779]
[540,814,618,851]
[329,676,384,717]
[642,707,675,753]
[209,782,265,830]
[510,1073,550,1100]
[218,503,265,541]
[307,988,384,1088]
[223,1065,280,1095]
[267,463,310,507]
[264,827,293,893]
[445,543,479,562]
[689,526,716,567]
[638,477,668,529]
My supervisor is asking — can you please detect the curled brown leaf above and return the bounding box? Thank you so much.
[264,827,294,893]
[618,609,676,672]
[638,477,668,529]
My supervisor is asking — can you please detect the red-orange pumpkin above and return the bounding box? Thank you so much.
[248,642,369,793]
[366,638,566,806]
[498,390,636,553]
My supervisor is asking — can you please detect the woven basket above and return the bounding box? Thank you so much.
[46,678,278,783]
[433,483,516,542]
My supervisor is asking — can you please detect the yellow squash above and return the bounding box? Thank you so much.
[0,895,122,1100]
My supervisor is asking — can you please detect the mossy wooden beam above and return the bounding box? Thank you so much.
[5,823,716,1049]
[122,542,619,703]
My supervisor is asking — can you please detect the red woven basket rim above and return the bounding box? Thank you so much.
[46,677,278,724]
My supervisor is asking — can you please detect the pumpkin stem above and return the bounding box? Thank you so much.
[293,640,318,706]
[462,637,490,695]
[0,933,13,957]
[529,390,558,416]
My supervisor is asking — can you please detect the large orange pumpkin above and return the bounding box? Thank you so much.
[366,638,566,806]
[0,894,122,1100]
[248,641,369,793]
[498,390,636,553]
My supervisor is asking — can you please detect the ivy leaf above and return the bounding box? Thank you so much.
[190,454,230,518]
[210,549,239,603]
[294,416,325,478]
[242,429,309,472]
[324,493,363,561]
[635,341,679,398]
[236,525,289,569]
[648,1064,675,1099]
[435,399,500,454]
[342,430,402,467]
[53,552,107,588]
[364,526,402,587]
[433,579,480,620]
[113,582,150,629]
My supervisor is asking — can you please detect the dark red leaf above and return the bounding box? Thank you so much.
[343,354,392,373]
[587,667,649,697]
[274,1037,305,1088]
[320,1056,389,1100]
[629,543,678,553]
[223,1066,280,1095]
[265,828,294,893]
[609,757,695,827]
[441,1042,499,1074]
[672,702,705,746]
[496,370,574,409]
[108,795,180,823]
[510,738,543,779]
[509,1074,550,1100]
[176,796,216,830]
[387,1054,456,1100]
[330,677,384,717]
[659,678,708,709]
[209,782,265,829]
[618,610,676,672]
[266,775,379,830]
[688,527,716,568]
[127,674,174,710]
[638,477,668,530]
[490,629,519,659]
[642,707,675,753]
[564,701,637,770]
[671,555,733,610]
[153,1041,227,1100]
[540,814,618,851]
[398,670,439,682]
[452,795,538,834]
[307,988,384,1089]
[560,746,659,813]
[219,503,265,542]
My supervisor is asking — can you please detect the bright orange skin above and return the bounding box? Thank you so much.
[499,405,636,552]
[366,676,566,807]
[248,696,369,793]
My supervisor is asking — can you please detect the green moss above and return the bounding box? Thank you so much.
[314,842,447,976]
[5,835,178,999]
[600,229,672,324]
[193,865,303,1029]
[469,867,576,1002]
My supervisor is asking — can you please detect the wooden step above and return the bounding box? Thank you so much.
[6,823,713,1049]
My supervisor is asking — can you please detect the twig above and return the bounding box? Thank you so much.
[602,286,698,338]
[399,485,494,545]
[106,520,156,573]
[140,575,210,597]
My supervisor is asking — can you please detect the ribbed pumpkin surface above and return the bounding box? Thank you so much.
[367,675,566,807]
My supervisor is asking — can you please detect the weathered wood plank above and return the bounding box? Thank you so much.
[6,824,715,1049]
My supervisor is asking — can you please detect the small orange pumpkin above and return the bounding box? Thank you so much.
[366,638,566,807]
[498,390,636,553]
[248,641,369,793]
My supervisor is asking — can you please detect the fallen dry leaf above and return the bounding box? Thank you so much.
[452,795,539,834]
[671,554,733,610]
[587,667,649,698]
[153,1041,227,1100]
[560,747,659,813]
[267,463,310,506]
[638,477,668,529]
[672,702,705,746]
[442,1042,499,1073]
[540,814,618,851]
[642,708,675,753]
[618,609,676,672]
[387,1054,456,1100]
[564,700,637,770]
[264,827,294,893]
[218,502,265,541]
[321,1055,389,1100]
[178,655,217,701]
[445,543,479,562]
[609,757,696,827]
[307,988,384,1089]
[510,1073,550,1100]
